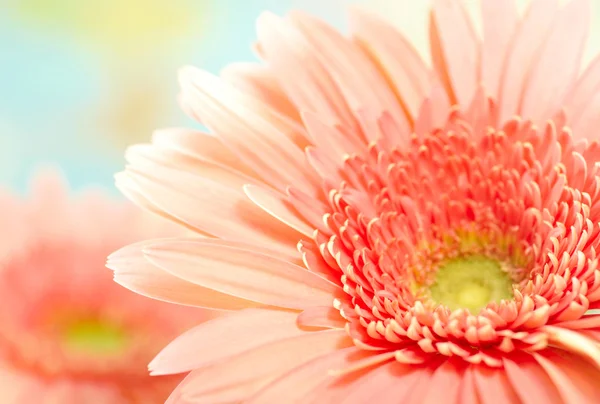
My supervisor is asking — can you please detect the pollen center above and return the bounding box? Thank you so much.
[428,255,514,313]
[62,318,128,355]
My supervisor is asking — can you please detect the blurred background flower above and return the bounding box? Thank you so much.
[1,0,599,192]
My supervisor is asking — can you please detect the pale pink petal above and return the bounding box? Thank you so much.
[520,0,590,123]
[349,8,431,120]
[256,12,360,135]
[297,306,346,329]
[497,0,559,122]
[121,166,300,258]
[544,325,600,368]
[149,309,307,375]
[246,347,370,403]
[244,184,314,237]
[302,110,365,160]
[221,62,303,124]
[422,360,466,403]
[414,85,451,134]
[178,66,319,195]
[151,127,261,181]
[503,354,562,404]
[430,0,480,106]
[181,330,351,402]
[143,239,340,310]
[288,11,410,137]
[108,241,260,310]
[472,364,520,404]
[534,350,600,403]
[480,0,518,98]
[337,361,430,404]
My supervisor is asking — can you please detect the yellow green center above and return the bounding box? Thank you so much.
[429,255,514,313]
[63,318,128,355]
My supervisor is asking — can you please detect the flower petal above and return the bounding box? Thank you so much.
[288,11,410,137]
[256,12,360,135]
[534,350,600,404]
[480,0,518,98]
[430,0,480,106]
[144,239,340,310]
[149,309,307,375]
[497,0,559,122]
[349,8,431,120]
[520,0,590,123]
[108,241,260,310]
[181,329,351,402]
[503,354,562,404]
[178,66,319,195]
[246,347,371,403]
[122,166,300,258]
[221,62,303,125]
[472,364,520,404]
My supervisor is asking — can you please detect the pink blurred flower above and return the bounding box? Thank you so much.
[0,170,209,403]
[112,0,600,402]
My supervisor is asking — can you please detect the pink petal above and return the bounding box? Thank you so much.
[497,0,559,122]
[520,0,590,123]
[221,62,303,124]
[534,350,600,403]
[178,66,319,195]
[108,241,260,310]
[297,306,346,329]
[472,364,520,404]
[144,239,340,310]
[256,12,360,135]
[544,325,600,368]
[151,127,261,181]
[181,329,351,402]
[246,347,370,403]
[287,11,410,137]
[430,0,480,106]
[338,361,430,404]
[480,0,518,98]
[122,166,300,258]
[149,308,307,375]
[422,360,466,404]
[349,8,431,120]
[244,184,314,237]
[503,354,562,404]
[302,110,365,160]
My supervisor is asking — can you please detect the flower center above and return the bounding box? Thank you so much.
[428,255,514,313]
[62,318,128,356]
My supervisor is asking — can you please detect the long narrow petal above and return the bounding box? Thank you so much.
[472,365,520,404]
[289,11,410,137]
[349,8,431,120]
[520,0,590,123]
[256,12,360,135]
[108,241,260,310]
[149,309,306,375]
[144,239,340,310]
[503,354,562,404]
[246,347,370,403]
[221,62,303,124]
[179,66,319,195]
[534,350,600,404]
[430,0,480,106]
[497,0,559,122]
[122,165,300,257]
[181,330,351,402]
[480,0,518,98]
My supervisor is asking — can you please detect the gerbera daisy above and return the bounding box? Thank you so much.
[110,0,600,402]
[0,169,209,403]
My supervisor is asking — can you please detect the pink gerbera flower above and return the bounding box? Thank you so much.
[111,0,600,402]
[0,170,210,403]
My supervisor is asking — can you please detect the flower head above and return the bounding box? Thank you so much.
[0,170,207,403]
[112,0,600,402]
